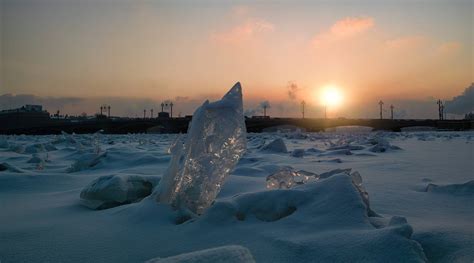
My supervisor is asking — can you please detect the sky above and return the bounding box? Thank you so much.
[1,0,473,118]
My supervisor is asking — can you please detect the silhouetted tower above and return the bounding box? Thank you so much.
[170,102,174,118]
[107,106,111,118]
[379,100,384,119]
[161,102,165,113]
[143,109,146,119]
[390,105,394,120]
[100,106,103,116]
[263,104,268,117]
[437,99,443,120]
[301,100,306,119]
[441,104,445,120]
[150,109,154,118]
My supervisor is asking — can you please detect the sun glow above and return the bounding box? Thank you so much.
[320,85,343,107]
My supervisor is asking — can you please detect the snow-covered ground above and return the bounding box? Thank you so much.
[0,130,473,262]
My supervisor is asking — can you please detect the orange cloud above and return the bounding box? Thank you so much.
[385,36,427,50]
[330,17,374,36]
[313,16,374,47]
[437,41,461,56]
[211,19,274,44]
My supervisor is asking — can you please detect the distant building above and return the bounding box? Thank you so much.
[0,104,45,114]
[158,111,170,119]
[0,105,51,130]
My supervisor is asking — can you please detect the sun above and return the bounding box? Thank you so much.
[320,85,343,107]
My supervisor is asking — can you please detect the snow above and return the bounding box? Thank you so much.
[0,130,473,262]
[155,83,246,215]
[261,138,288,153]
[145,245,255,263]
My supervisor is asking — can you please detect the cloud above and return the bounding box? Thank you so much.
[385,36,427,50]
[211,18,274,44]
[436,41,462,56]
[232,5,251,17]
[313,16,374,47]
[444,83,474,114]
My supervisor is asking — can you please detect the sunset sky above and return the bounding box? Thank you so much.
[1,0,472,118]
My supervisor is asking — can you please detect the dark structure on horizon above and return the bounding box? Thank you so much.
[1,104,473,135]
[379,100,384,120]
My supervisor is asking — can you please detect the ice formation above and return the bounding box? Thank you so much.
[80,174,160,210]
[155,82,247,214]
[261,138,288,153]
[319,168,352,178]
[266,167,319,189]
[145,245,256,263]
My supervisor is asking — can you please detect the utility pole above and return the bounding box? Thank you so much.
[379,100,384,120]
[150,109,154,118]
[301,100,306,119]
[170,102,174,118]
[100,106,103,116]
[143,109,146,119]
[441,104,445,120]
[107,106,111,118]
[437,99,443,120]
[161,102,165,113]
[390,105,394,120]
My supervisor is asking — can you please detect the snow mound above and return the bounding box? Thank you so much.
[155,82,247,214]
[67,152,107,173]
[198,175,426,261]
[0,138,8,148]
[80,174,160,210]
[425,180,474,196]
[290,148,305,157]
[261,138,287,153]
[145,245,255,263]
[0,162,24,173]
[319,168,352,178]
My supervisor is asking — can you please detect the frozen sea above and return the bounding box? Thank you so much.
[0,130,473,262]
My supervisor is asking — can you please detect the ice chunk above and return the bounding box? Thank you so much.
[155,83,247,214]
[349,171,376,216]
[261,138,287,153]
[266,167,319,189]
[145,245,255,263]
[80,174,159,210]
[290,149,305,157]
[369,137,401,152]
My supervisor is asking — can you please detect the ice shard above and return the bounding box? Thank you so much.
[155,82,247,214]
[266,167,319,189]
